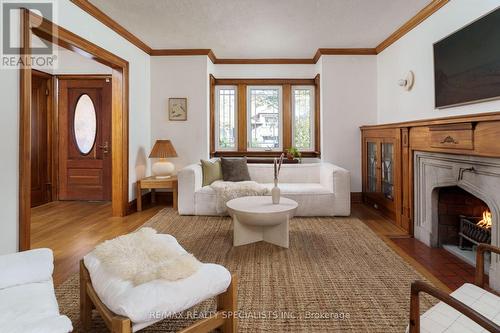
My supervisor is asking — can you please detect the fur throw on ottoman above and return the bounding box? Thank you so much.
[92,228,201,285]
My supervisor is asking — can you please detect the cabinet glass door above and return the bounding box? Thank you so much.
[381,142,394,200]
[367,142,378,192]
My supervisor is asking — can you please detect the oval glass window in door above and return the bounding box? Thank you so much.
[74,94,97,154]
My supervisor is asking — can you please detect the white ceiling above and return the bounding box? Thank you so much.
[89,0,431,58]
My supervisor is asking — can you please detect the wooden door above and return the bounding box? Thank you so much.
[31,72,52,207]
[58,78,112,201]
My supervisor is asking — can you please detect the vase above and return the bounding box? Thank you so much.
[272,179,281,204]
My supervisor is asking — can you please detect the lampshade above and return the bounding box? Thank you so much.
[149,140,178,158]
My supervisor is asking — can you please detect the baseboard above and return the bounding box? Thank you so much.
[127,191,174,215]
[351,192,362,204]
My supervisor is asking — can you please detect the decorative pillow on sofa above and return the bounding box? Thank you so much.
[221,157,251,182]
[200,159,223,186]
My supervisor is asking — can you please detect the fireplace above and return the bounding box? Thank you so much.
[437,186,490,248]
[414,151,500,292]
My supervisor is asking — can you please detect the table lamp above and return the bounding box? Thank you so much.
[149,140,178,178]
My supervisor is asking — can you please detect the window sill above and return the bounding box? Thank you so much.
[211,151,321,158]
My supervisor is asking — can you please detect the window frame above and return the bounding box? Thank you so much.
[209,76,321,158]
[291,85,315,152]
[214,85,238,152]
[246,85,283,152]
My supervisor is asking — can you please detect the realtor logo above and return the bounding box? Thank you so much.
[1,0,57,69]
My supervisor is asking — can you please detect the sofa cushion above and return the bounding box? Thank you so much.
[221,157,251,181]
[84,234,231,327]
[200,159,222,186]
[0,281,73,333]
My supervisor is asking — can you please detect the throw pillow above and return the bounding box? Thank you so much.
[200,159,223,186]
[221,157,251,182]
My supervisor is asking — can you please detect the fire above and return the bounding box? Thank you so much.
[477,210,492,229]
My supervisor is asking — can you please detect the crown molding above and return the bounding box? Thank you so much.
[70,0,152,54]
[72,0,449,61]
[375,0,450,54]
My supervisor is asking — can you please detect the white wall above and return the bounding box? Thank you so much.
[0,0,151,254]
[212,64,317,78]
[377,0,500,123]
[150,56,210,170]
[320,56,378,192]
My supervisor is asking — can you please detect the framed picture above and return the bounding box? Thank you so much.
[168,98,187,121]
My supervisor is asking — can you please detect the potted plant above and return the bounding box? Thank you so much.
[286,147,302,161]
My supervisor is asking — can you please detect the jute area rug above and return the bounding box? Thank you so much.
[56,208,435,332]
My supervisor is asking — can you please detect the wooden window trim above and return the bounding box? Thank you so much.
[210,76,321,158]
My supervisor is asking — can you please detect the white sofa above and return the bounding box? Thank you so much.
[178,162,350,216]
[0,248,73,333]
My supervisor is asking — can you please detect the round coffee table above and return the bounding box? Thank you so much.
[226,196,298,248]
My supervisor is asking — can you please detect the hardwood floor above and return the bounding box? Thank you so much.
[31,201,164,286]
[32,200,469,292]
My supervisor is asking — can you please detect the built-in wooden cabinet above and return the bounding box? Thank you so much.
[361,112,500,235]
[361,128,407,231]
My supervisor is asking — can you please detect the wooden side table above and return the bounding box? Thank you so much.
[136,176,178,212]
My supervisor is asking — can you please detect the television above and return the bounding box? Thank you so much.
[434,7,500,108]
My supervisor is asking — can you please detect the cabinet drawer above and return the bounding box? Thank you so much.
[429,123,474,150]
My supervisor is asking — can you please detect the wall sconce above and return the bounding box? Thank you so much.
[398,71,415,91]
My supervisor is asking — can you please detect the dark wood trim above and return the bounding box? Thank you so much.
[69,0,152,54]
[282,84,292,149]
[209,74,216,154]
[210,77,321,158]
[212,151,320,158]
[237,84,247,152]
[19,10,130,250]
[351,192,362,204]
[314,74,321,154]
[360,111,500,130]
[55,74,111,80]
[214,78,316,85]
[19,9,32,251]
[376,0,450,54]
[214,58,316,64]
[68,0,448,60]
[150,49,212,56]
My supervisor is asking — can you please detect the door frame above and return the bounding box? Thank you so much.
[19,9,130,250]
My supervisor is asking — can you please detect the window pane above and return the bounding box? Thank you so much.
[74,94,97,155]
[216,87,237,150]
[293,87,314,150]
[248,87,281,150]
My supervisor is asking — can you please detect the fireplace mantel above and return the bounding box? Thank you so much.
[361,111,500,292]
[414,151,500,292]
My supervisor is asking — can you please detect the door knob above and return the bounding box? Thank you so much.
[99,141,109,154]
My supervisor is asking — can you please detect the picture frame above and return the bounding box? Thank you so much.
[168,98,187,121]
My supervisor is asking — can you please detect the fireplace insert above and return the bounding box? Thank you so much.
[459,213,492,250]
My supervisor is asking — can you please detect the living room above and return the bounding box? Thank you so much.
[1,0,500,332]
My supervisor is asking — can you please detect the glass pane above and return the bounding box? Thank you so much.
[382,143,394,200]
[293,88,313,150]
[217,88,236,149]
[367,142,377,192]
[74,94,97,155]
[248,88,281,149]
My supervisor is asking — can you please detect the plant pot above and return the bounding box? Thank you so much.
[286,153,294,160]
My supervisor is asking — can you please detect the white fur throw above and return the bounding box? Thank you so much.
[92,228,201,285]
[210,180,270,214]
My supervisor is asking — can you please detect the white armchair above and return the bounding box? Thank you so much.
[0,248,73,333]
